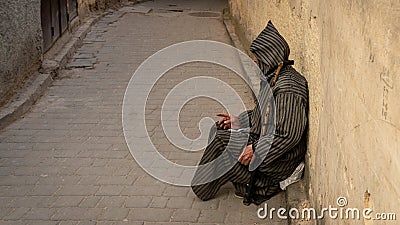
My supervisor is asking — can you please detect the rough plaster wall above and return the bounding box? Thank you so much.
[0,0,42,106]
[317,1,399,223]
[229,0,400,223]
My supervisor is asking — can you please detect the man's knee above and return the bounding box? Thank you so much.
[191,185,214,201]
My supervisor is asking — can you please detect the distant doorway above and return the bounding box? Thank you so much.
[41,0,78,52]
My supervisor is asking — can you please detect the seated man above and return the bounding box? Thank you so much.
[191,21,309,205]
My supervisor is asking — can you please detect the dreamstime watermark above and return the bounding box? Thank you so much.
[122,40,276,186]
[257,197,397,221]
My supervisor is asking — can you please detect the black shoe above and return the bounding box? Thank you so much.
[251,194,271,205]
[244,190,283,206]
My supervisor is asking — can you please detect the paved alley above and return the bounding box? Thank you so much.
[0,0,287,224]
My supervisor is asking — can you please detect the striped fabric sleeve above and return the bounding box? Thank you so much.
[251,92,307,171]
[237,110,253,128]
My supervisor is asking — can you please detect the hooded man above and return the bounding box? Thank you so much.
[191,21,309,205]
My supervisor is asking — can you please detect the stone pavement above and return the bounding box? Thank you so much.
[0,0,287,224]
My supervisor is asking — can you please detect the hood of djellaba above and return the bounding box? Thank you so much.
[250,21,291,77]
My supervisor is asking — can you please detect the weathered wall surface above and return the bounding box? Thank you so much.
[0,0,43,106]
[78,0,105,17]
[78,0,125,17]
[229,0,399,223]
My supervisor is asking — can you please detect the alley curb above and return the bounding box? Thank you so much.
[223,16,315,225]
[0,15,105,130]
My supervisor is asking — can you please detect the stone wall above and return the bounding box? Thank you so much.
[0,0,43,106]
[229,0,399,223]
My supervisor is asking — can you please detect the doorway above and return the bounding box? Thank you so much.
[41,0,78,52]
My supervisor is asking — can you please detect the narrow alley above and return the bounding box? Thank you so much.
[0,0,287,224]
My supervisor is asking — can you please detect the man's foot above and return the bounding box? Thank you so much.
[232,182,246,199]
[242,190,283,206]
[234,190,244,199]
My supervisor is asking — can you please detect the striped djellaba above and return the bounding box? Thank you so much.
[191,21,309,204]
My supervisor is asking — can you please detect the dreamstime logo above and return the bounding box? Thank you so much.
[122,40,276,186]
[336,196,348,207]
[257,197,397,221]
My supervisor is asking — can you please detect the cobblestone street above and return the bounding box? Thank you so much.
[0,0,287,224]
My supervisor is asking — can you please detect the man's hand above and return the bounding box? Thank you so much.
[216,113,241,130]
[238,144,253,166]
